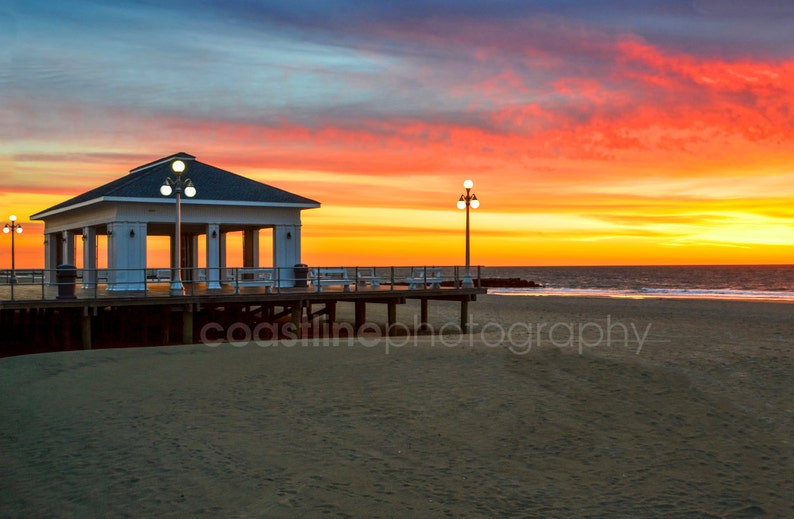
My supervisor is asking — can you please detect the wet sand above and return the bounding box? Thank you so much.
[1,295,792,517]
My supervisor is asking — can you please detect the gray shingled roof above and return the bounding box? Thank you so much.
[32,153,320,218]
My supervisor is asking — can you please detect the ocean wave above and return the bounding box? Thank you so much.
[488,286,794,302]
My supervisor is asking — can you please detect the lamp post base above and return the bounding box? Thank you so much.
[169,281,185,296]
[461,274,473,289]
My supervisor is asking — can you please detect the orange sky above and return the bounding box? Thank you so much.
[3,2,794,268]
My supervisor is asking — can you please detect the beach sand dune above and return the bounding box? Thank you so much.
[1,295,792,517]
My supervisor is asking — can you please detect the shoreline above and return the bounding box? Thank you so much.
[2,295,792,517]
[488,288,794,304]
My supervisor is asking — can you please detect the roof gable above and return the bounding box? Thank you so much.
[32,153,320,219]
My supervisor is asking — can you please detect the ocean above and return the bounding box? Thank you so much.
[483,264,794,302]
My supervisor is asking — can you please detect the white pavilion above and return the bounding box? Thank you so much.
[30,152,320,290]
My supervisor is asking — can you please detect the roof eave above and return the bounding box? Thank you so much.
[31,197,321,220]
[30,197,105,221]
[101,197,321,209]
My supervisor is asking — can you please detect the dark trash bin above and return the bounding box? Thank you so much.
[56,264,77,300]
[293,263,310,288]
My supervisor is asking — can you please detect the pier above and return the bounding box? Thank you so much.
[3,154,487,356]
[0,266,485,356]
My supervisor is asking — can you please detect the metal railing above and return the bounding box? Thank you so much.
[0,266,483,302]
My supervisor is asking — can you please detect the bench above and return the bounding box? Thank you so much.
[3,270,44,284]
[406,267,443,289]
[311,268,353,292]
[233,268,275,294]
[145,269,172,281]
[356,267,381,288]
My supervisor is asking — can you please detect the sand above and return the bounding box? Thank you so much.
[1,295,792,517]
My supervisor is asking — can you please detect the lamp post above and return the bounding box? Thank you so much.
[456,180,479,288]
[160,160,196,296]
[3,215,23,284]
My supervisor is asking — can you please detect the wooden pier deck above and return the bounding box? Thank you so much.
[0,280,485,356]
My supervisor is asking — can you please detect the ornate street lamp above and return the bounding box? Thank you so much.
[3,215,23,284]
[160,160,196,296]
[456,180,479,288]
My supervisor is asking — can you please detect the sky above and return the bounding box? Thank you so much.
[3,0,794,268]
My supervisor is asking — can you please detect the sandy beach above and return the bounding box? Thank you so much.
[1,294,792,517]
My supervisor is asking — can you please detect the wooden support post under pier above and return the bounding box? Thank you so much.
[420,298,429,331]
[82,308,92,350]
[30,309,41,345]
[61,310,71,350]
[326,301,337,323]
[387,302,397,336]
[355,301,366,332]
[291,304,302,339]
[460,299,470,332]
[182,305,194,344]
[141,308,149,345]
[161,307,170,345]
[47,309,56,348]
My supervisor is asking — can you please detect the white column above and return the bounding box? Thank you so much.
[82,227,97,289]
[61,231,75,266]
[273,225,300,286]
[44,233,59,284]
[206,224,221,289]
[219,232,227,282]
[107,222,147,291]
[107,224,117,287]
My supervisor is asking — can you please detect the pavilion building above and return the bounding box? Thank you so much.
[30,152,320,290]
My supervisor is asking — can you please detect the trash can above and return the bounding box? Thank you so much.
[293,263,310,288]
[56,264,77,300]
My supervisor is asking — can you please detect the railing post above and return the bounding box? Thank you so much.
[390,266,395,291]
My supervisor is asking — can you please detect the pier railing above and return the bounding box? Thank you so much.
[0,266,483,303]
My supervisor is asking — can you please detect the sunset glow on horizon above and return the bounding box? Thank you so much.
[3,1,794,268]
